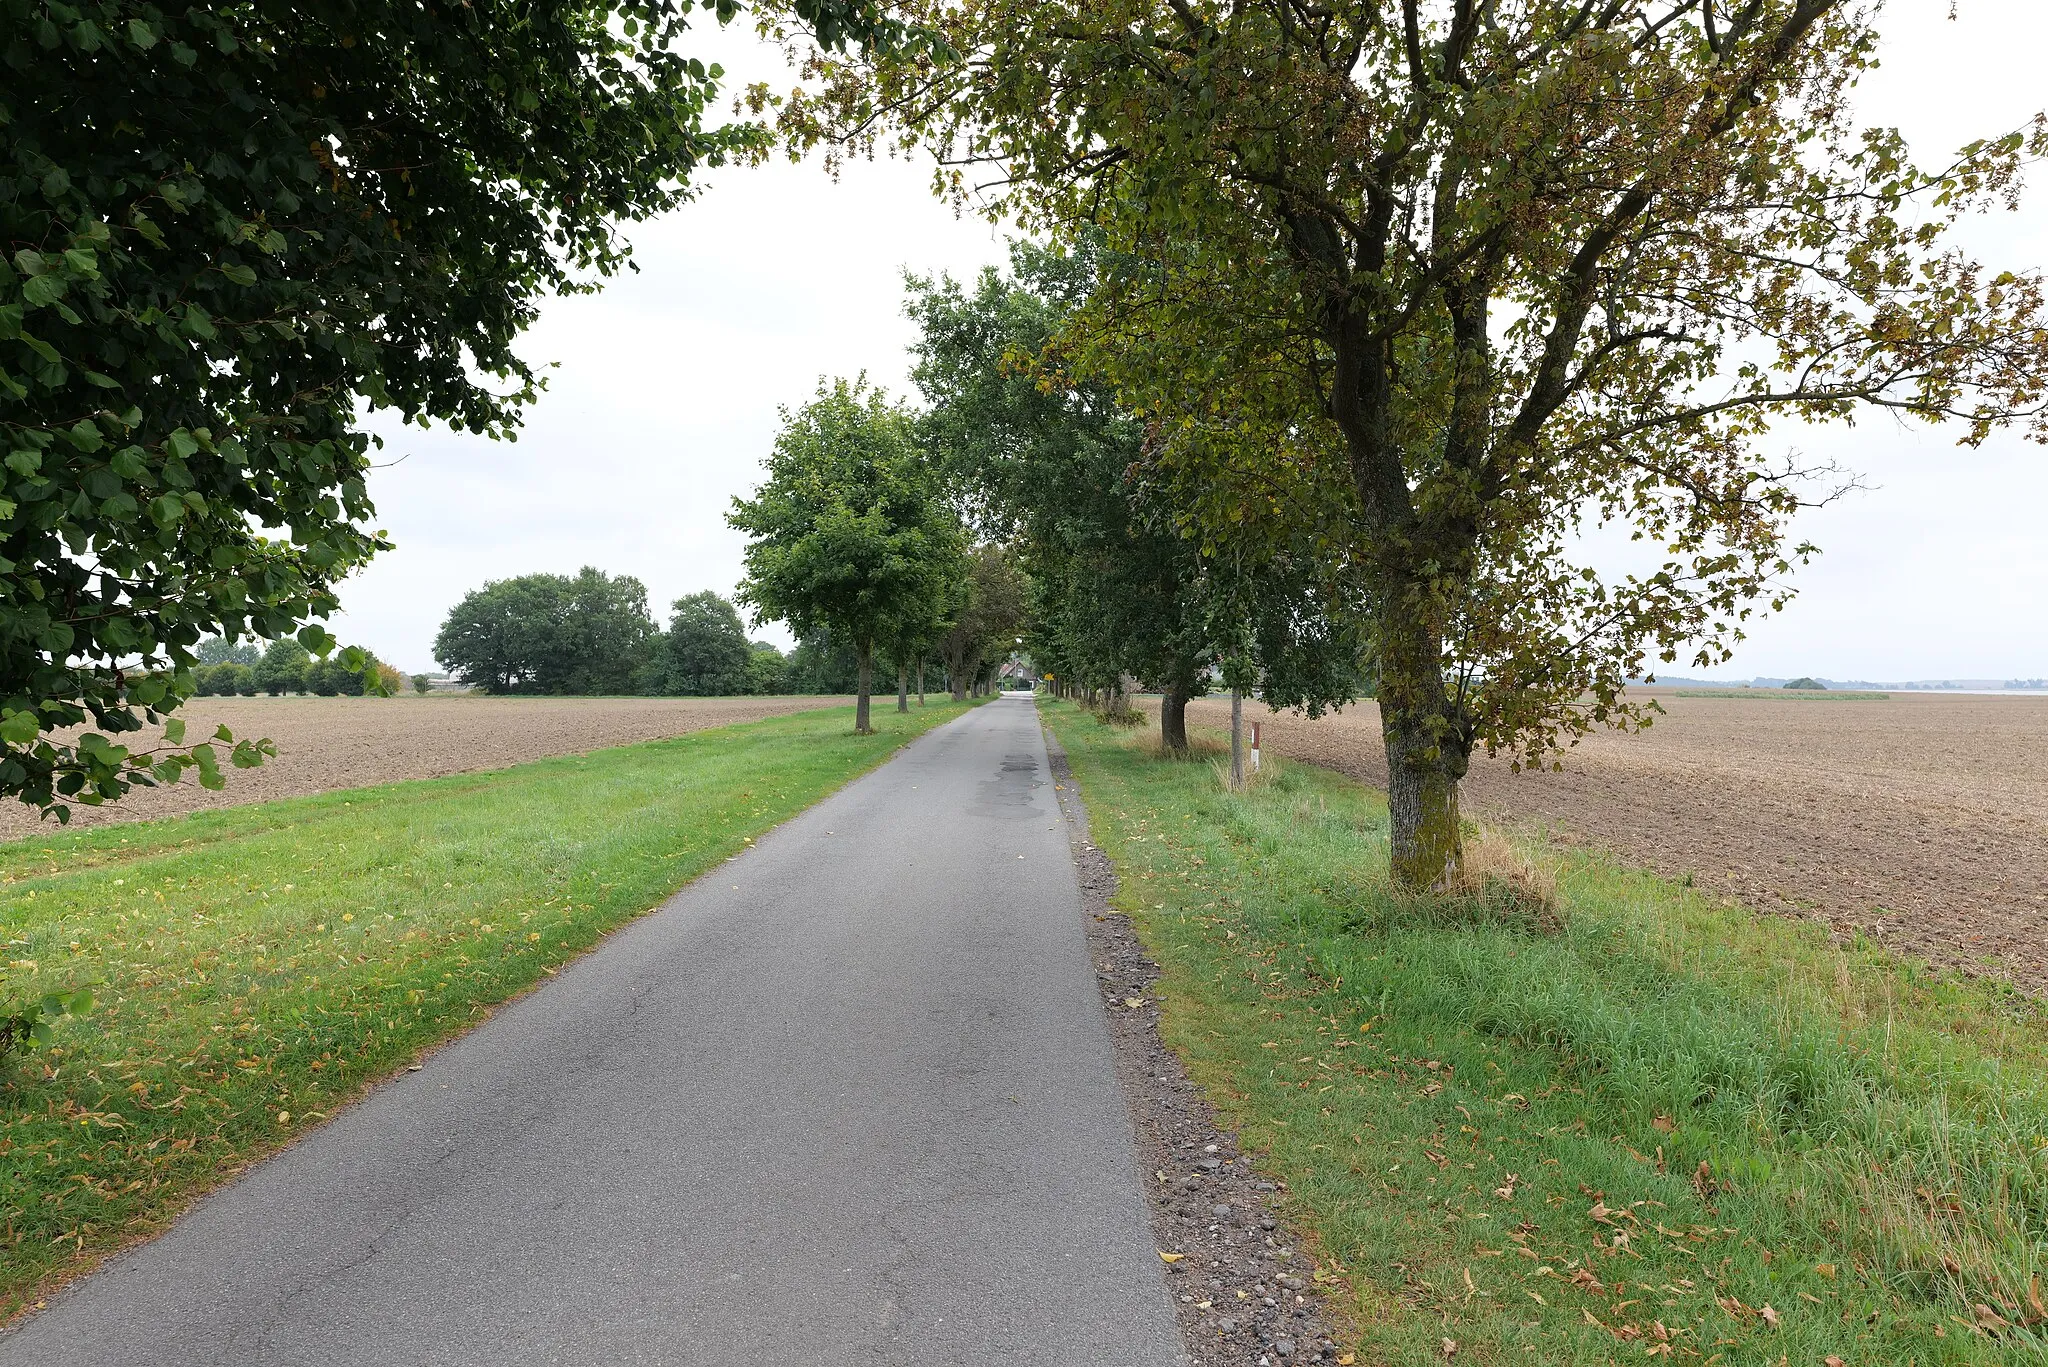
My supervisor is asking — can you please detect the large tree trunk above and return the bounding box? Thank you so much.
[855,646,873,734]
[1160,681,1190,753]
[896,662,909,713]
[1377,619,1469,890]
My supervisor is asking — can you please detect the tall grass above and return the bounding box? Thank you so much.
[1045,700,2048,1364]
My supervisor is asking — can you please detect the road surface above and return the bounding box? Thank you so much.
[2,696,1186,1366]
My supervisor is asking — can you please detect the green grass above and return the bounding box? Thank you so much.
[1672,690,1892,700]
[1042,700,2047,1365]
[0,698,979,1317]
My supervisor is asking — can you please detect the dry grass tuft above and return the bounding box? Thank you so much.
[1443,826,1562,932]
[1209,753,1285,793]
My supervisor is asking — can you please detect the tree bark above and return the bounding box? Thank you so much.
[1376,617,1469,889]
[855,646,873,734]
[1161,681,1190,753]
[897,662,909,713]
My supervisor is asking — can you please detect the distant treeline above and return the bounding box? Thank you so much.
[431,570,868,697]
[189,637,396,697]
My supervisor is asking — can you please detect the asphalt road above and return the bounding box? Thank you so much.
[3,696,1187,1366]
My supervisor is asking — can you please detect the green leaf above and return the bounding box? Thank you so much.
[128,18,157,49]
[163,717,186,744]
[0,710,40,745]
[220,263,257,286]
[21,273,66,307]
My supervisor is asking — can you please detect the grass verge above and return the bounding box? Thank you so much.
[0,698,979,1318]
[1042,699,2047,1365]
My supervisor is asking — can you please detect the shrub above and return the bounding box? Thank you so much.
[1784,676,1826,690]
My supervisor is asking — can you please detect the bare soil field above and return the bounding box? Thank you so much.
[0,695,850,843]
[1169,691,2048,994]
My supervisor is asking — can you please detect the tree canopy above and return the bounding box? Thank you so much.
[785,0,2048,886]
[0,0,896,820]
[729,377,963,732]
[661,591,754,696]
[433,568,656,695]
[908,243,1364,745]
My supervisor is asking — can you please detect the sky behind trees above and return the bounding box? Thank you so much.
[336,2,2048,681]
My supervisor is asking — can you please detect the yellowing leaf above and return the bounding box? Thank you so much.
[1159,1251,1184,1263]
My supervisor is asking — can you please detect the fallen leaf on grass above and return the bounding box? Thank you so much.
[1123,997,1146,1009]
[1652,1115,1676,1133]
[1759,1304,1780,1329]
[1440,1338,1457,1358]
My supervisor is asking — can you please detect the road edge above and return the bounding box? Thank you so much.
[1042,713,1349,1367]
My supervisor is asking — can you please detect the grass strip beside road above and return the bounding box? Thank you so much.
[0,698,980,1318]
[1042,700,2048,1365]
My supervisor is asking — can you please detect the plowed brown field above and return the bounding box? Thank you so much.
[1165,691,2048,994]
[0,695,851,843]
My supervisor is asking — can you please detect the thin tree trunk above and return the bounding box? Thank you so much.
[1161,681,1190,753]
[1378,618,1468,889]
[897,662,909,713]
[855,646,873,734]
[917,660,926,706]
[1229,688,1245,791]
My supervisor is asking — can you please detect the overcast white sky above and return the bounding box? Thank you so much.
[333,2,2048,682]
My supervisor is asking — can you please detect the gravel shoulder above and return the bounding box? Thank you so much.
[1166,691,2048,994]
[1046,728,1349,1366]
[1,695,851,841]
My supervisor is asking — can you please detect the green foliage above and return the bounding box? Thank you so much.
[661,591,754,695]
[933,543,1028,700]
[729,377,964,729]
[411,672,434,696]
[1045,703,2048,1364]
[432,568,657,695]
[800,1,2048,886]
[907,244,1364,722]
[1785,677,1827,691]
[783,631,861,694]
[0,696,978,1316]
[254,638,311,696]
[196,662,255,697]
[745,642,789,695]
[195,637,259,668]
[0,986,93,1069]
[7,0,867,817]
[906,248,1205,701]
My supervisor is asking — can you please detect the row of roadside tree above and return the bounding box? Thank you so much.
[428,562,1026,715]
